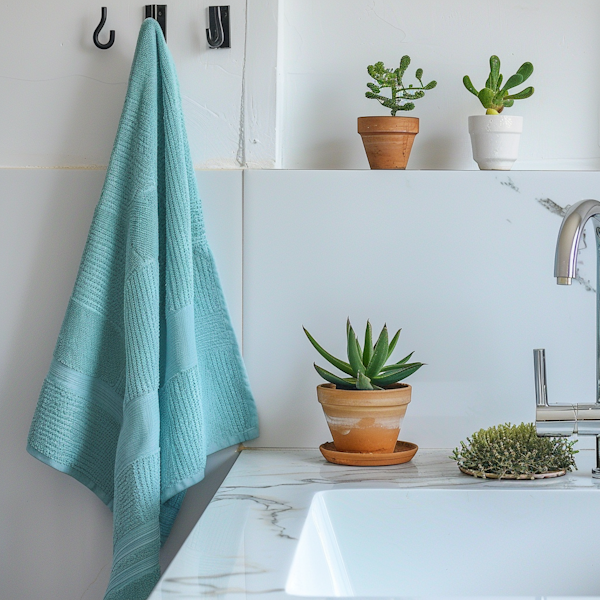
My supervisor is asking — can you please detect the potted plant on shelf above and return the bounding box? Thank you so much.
[304,319,424,457]
[359,56,437,170]
[463,55,534,170]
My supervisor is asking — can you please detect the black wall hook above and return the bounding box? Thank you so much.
[93,7,115,49]
[145,5,167,41]
[206,6,230,49]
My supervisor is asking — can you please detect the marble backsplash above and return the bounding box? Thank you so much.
[242,171,600,449]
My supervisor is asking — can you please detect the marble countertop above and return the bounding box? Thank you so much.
[148,447,600,599]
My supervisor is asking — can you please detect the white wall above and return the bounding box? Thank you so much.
[0,169,244,599]
[4,1,600,171]
[4,1,600,597]
[243,170,598,449]
[6,1,600,171]
[0,0,278,168]
[280,0,600,170]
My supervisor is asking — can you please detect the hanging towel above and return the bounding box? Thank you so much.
[26,18,259,600]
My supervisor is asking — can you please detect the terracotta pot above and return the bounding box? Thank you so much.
[358,116,419,169]
[317,383,411,454]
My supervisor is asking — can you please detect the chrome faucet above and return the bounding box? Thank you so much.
[535,199,600,477]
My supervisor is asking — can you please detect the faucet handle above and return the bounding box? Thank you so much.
[534,348,578,437]
[533,349,548,407]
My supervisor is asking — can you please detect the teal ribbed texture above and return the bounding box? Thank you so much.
[26,19,259,600]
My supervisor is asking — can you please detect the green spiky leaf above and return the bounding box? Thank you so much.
[347,322,364,375]
[314,364,357,389]
[363,321,373,367]
[365,325,389,378]
[381,351,414,371]
[356,370,375,390]
[397,351,414,365]
[371,362,424,386]
[304,327,354,376]
[387,328,401,360]
[355,336,363,362]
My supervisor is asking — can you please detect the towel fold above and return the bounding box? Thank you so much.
[27,19,259,600]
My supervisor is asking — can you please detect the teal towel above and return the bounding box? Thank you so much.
[27,19,259,600]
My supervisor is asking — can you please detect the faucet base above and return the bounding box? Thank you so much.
[592,468,600,479]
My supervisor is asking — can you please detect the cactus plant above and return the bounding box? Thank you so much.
[463,55,534,115]
[304,319,424,390]
[366,56,437,116]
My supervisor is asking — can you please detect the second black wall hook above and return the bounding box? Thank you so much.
[145,5,167,41]
[207,6,230,49]
[93,7,115,49]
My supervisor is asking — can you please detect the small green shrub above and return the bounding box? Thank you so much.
[366,56,437,116]
[451,422,577,479]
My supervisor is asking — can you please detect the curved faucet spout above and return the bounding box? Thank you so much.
[555,199,600,284]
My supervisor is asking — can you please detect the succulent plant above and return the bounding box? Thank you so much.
[366,56,437,116]
[304,319,424,390]
[451,423,577,479]
[463,55,534,115]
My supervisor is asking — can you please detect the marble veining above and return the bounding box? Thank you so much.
[148,448,600,599]
[500,177,520,193]
[537,197,567,216]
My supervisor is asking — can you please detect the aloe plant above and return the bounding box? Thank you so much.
[463,55,534,115]
[366,56,437,116]
[304,319,424,390]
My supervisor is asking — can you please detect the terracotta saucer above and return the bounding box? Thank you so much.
[319,441,418,466]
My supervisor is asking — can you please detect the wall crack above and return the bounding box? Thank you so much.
[236,0,249,168]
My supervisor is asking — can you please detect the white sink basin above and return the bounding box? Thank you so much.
[286,488,600,598]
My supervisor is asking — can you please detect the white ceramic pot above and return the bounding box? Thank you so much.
[468,115,523,171]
